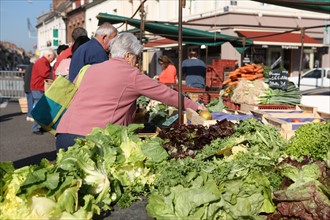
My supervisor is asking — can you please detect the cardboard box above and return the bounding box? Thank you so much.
[18,97,28,113]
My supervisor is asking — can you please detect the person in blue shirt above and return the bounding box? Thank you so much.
[68,22,117,82]
[182,51,206,88]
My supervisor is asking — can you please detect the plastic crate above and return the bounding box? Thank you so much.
[240,103,297,112]
[212,59,236,75]
[198,93,210,104]
[222,97,240,110]
[206,66,223,88]
[212,59,236,68]
[172,85,205,93]
[257,104,296,110]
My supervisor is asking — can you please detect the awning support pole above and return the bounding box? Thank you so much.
[139,0,145,70]
[298,28,305,88]
[178,0,185,124]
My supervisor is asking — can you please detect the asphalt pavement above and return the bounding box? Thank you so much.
[0,101,153,220]
[0,101,56,168]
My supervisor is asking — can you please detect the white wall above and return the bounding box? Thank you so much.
[37,16,66,54]
[86,1,120,36]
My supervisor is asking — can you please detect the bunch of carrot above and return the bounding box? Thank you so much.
[223,63,264,86]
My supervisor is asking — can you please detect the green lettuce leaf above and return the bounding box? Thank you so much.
[141,138,168,163]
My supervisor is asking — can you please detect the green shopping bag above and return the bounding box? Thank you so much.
[31,65,90,135]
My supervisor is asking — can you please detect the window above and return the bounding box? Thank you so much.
[303,69,321,78]
[230,0,237,6]
[53,39,59,47]
[53,29,58,38]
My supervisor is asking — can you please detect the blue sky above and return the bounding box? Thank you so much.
[0,0,51,52]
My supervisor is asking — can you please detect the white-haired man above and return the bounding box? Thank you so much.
[68,22,117,82]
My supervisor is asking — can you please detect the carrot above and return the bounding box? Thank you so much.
[230,73,241,78]
[244,63,253,68]
[239,68,247,73]
[244,76,255,81]
[254,73,264,78]
[223,79,231,85]
[254,66,263,73]
[229,81,239,86]
[229,69,240,75]
[242,73,254,78]
[243,66,254,72]
[252,63,258,68]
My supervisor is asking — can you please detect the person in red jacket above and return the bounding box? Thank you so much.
[30,49,56,134]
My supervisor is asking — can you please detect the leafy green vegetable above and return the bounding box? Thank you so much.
[141,138,168,163]
[206,97,225,113]
[286,121,330,161]
[159,120,235,159]
[0,122,166,219]
[258,82,301,105]
[148,118,287,219]
[0,165,32,219]
[269,158,330,220]
[0,161,15,202]
[147,171,275,219]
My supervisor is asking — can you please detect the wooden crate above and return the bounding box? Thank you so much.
[18,97,28,113]
[186,108,218,126]
[185,108,251,127]
[187,92,202,102]
[257,111,329,140]
[240,103,318,113]
[138,127,162,138]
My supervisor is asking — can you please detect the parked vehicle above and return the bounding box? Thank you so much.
[288,68,330,91]
[300,87,330,113]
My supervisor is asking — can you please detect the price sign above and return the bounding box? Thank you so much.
[269,70,288,90]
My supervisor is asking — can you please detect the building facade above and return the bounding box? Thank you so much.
[36,0,330,76]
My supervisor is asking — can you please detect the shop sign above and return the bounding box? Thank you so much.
[269,70,288,90]
[243,57,250,63]
[281,45,299,49]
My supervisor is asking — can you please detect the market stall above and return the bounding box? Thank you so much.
[1,1,330,219]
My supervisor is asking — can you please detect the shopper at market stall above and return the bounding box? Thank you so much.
[23,56,37,122]
[155,55,177,84]
[55,36,90,78]
[56,32,206,150]
[68,22,117,82]
[52,27,88,79]
[31,49,56,135]
[182,51,206,88]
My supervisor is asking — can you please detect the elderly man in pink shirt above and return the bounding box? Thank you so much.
[55,33,205,150]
